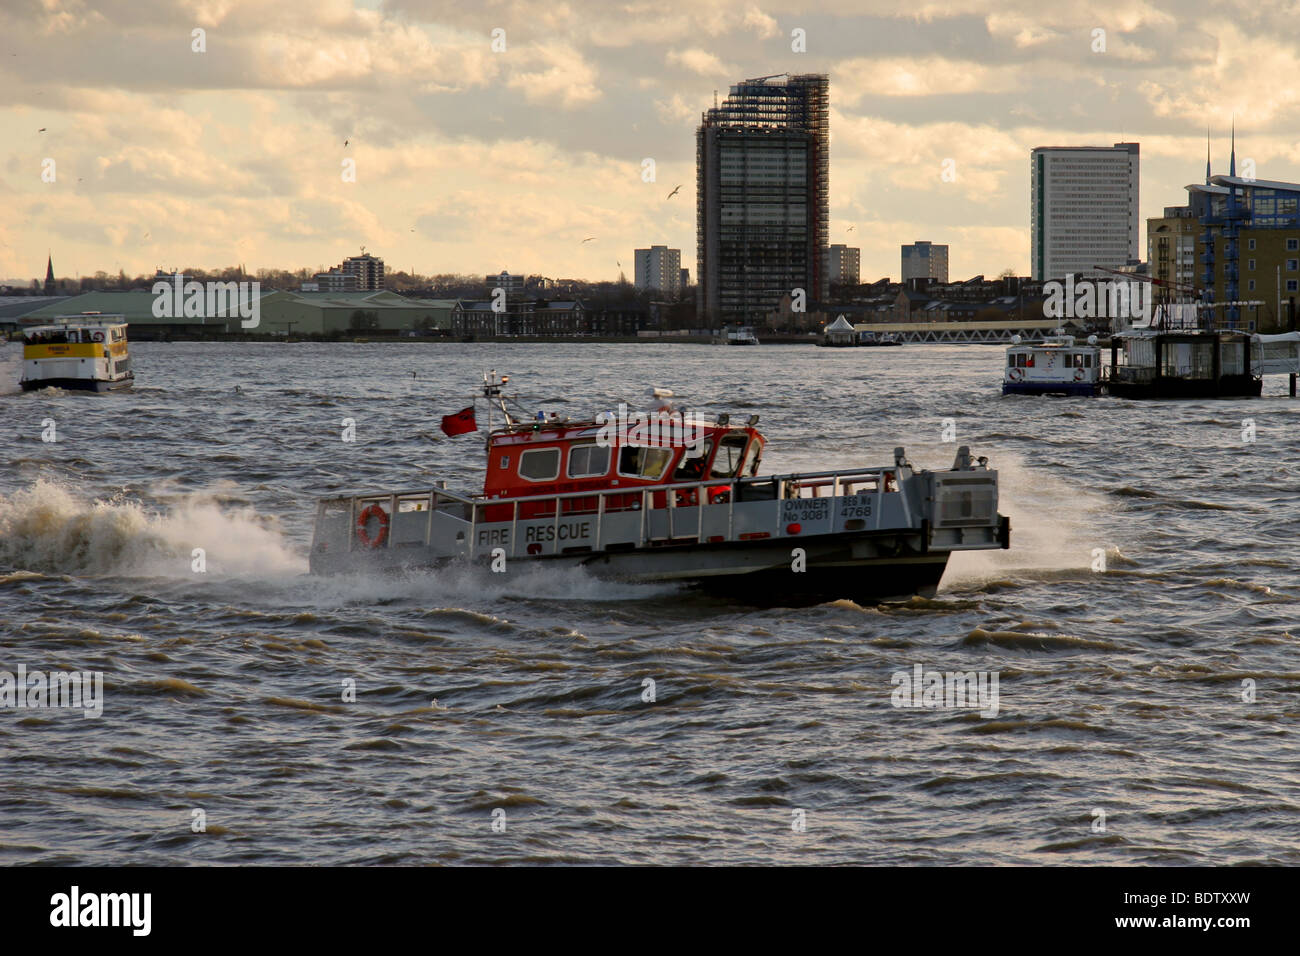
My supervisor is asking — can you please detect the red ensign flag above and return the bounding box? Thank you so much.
[440,406,478,436]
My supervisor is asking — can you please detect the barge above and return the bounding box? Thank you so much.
[1105,328,1261,399]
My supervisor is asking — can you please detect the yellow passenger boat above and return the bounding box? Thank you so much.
[19,313,133,392]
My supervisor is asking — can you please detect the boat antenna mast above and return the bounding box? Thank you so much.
[482,369,514,440]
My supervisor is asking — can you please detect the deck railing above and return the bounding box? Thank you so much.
[320,466,908,560]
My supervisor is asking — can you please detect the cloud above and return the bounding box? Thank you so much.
[4,0,1300,283]
[665,48,735,77]
[742,5,779,39]
[837,57,1015,100]
[506,44,602,108]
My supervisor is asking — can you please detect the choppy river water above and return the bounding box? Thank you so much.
[1,341,1297,864]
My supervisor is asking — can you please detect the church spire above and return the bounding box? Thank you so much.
[1229,116,1236,177]
[1205,127,1211,184]
[44,253,54,295]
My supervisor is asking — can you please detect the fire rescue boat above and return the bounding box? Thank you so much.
[308,374,1011,605]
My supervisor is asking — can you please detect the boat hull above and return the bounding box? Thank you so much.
[1104,375,1261,399]
[311,530,955,606]
[1002,381,1100,396]
[684,552,949,605]
[20,375,133,393]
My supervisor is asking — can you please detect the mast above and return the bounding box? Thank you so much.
[481,370,512,448]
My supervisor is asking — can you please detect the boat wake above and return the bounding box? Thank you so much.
[280,562,685,610]
[0,348,21,395]
[0,479,304,578]
[0,479,683,609]
[943,453,1113,590]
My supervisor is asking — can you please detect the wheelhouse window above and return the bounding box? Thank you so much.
[618,446,672,480]
[519,448,561,481]
[710,433,749,479]
[567,443,610,478]
[672,440,712,481]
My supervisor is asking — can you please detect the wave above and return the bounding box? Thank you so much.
[1110,486,1237,511]
[0,478,304,578]
[962,628,1120,652]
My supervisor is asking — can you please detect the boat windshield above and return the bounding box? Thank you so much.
[710,433,749,478]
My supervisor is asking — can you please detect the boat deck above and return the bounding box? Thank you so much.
[311,456,1006,575]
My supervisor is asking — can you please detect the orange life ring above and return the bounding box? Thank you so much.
[356,504,389,548]
[1008,367,1025,382]
[1073,367,1086,382]
[91,331,104,342]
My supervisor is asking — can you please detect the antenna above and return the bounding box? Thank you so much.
[482,369,513,444]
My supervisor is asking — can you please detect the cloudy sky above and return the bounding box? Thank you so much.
[2,0,1299,285]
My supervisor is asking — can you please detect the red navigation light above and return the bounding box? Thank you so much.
[786,523,802,535]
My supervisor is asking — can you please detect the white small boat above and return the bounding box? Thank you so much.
[20,313,133,392]
[1003,333,1101,396]
[726,326,759,346]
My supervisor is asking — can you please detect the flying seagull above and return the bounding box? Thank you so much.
[582,237,595,243]
[846,225,855,232]
[38,127,46,132]
[344,138,349,146]
[667,184,681,199]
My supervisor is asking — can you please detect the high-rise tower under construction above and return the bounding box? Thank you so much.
[697,73,829,324]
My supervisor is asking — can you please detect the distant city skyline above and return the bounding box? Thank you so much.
[3,1,1299,285]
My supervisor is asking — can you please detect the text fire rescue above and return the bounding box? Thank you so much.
[477,520,593,548]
